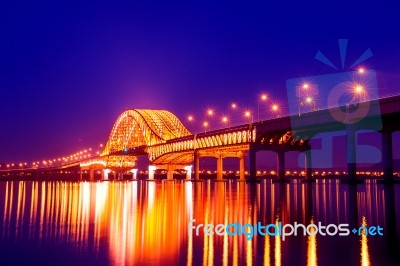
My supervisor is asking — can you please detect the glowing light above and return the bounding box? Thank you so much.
[203,121,209,127]
[358,67,365,74]
[231,103,237,109]
[271,104,279,111]
[187,115,194,121]
[303,83,309,89]
[207,109,214,116]
[354,85,364,94]
[260,94,268,101]
[222,116,228,123]
[244,111,251,117]
[306,97,313,103]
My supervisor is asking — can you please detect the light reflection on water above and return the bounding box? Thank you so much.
[0,180,399,265]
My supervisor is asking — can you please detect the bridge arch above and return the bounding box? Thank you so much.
[102,109,191,155]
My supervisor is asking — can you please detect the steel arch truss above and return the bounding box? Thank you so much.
[148,127,255,163]
[102,109,191,155]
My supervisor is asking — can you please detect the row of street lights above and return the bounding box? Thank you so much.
[186,94,282,133]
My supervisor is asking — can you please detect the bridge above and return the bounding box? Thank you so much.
[72,95,400,182]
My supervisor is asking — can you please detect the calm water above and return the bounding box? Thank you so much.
[0,179,399,266]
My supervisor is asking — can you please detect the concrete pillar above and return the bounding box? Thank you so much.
[249,149,256,180]
[148,165,156,180]
[382,131,394,181]
[217,155,223,180]
[100,170,104,180]
[346,124,357,181]
[239,156,245,180]
[277,152,285,180]
[80,169,83,181]
[167,165,174,180]
[194,152,200,180]
[184,165,192,180]
[103,169,111,181]
[89,169,95,181]
[305,150,312,179]
[129,169,138,180]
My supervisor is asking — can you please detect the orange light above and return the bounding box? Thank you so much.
[271,104,279,111]
[231,103,237,109]
[222,116,228,123]
[355,85,364,94]
[207,109,213,116]
[187,115,194,121]
[203,121,209,127]
[244,111,251,117]
[260,94,267,101]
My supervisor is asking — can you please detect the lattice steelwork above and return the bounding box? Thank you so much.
[102,109,191,155]
[148,128,255,163]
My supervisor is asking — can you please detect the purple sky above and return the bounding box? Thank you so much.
[1,1,400,163]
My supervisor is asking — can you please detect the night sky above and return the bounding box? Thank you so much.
[1,1,400,163]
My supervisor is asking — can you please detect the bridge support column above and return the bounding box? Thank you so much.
[148,165,156,180]
[382,130,394,181]
[346,124,357,181]
[167,166,174,180]
[305,150,312,179]
[184,166,192,180]
[277,151,286,180]
[239,153,245,180]
[217,155,223,180]
[79,170,83,181]
[194,152,200,180]
[249,149,256,180]
[89,169,95,181]
[130,169,138,180]
[103,169,111,181]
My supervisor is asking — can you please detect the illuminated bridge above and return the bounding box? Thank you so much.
[76,95,400,182]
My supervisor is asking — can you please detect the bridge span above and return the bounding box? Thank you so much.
[76,95,400,182]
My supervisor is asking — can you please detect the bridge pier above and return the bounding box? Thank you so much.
[277,151,286,180]
[194,152,200,180]
[130,169,138,180]
[184,166,192,180]
[239,153,245,180]
[89,169,95,181]
[79,170,83,181]
[148,165,156,180]
[103,169,111,180]
[305,150,312,179]
[382,130,394,181]
[216,155,223,180]
[346,124,357,181]
[167,165,174,180]
[249,149,256,180]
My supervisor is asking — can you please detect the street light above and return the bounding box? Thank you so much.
[298,83,310,116]
[271,104,280,118]
[203,121,209,133]
[229,103,237,126]
[222,116,228,125]
[244,110,253,123]
[258,93,268,121]
[353,85,366,101]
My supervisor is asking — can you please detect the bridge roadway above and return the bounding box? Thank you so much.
[74,95,400,182]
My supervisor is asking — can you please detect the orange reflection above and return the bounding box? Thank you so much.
[307,219,317,266]
[360,217,370,266]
